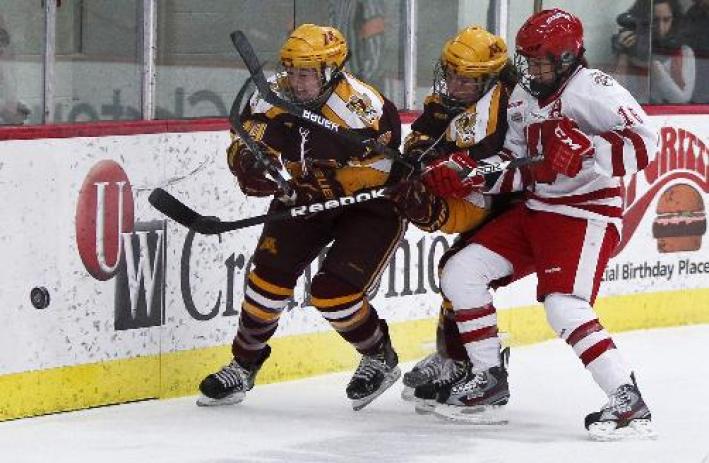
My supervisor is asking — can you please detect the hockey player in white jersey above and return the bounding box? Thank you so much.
[432,9,658,440]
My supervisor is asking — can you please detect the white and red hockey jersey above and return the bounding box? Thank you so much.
[488,66,658,231]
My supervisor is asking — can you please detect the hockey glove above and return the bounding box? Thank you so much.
[227,139,282,197]
[542,118,594,178]
[422,151,485,198]
[290,167,346,205]
[388,179,450,232]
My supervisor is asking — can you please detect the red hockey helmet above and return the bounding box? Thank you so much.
[515,9,584,61]
[515,9,585,98]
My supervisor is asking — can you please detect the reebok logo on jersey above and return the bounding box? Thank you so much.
[290,188,387,217]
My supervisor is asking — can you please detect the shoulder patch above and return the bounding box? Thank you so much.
[346,93,378,125]
[589,70,614,87]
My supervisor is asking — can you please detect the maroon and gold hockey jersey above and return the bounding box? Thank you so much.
[228,71,401,195]
[404,80,513,233]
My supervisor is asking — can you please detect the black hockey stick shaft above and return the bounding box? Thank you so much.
[229,76,294,198]
[149,186,388,234]
[229,30,416,171]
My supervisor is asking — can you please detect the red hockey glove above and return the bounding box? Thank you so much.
[227,139,282,197]
[422,151,485,198]
[388,179,449,232]
[542,118,594,178]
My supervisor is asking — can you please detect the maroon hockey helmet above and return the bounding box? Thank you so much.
[514,9,585,98]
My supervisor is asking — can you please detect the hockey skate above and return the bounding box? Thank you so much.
[401,352,446,402]
[346,330,401,411]
[585,373,657,441]
[411,359,467,415]
[433,347,510,424]
[196,346,271,407]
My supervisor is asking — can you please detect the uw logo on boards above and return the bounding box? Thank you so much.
[75,159,165,330]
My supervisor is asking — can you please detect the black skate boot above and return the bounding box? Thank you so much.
[346,324,401,411]
[196,346,271,407]
[412,359,467,415]
[401,352,446,402]
[585,373,656,441]
[433,347,510,424]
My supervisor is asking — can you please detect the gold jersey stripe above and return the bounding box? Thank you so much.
[311,291,363,309]
[329,300,371,331]
[320,104,351,129]
[265,106,286,119]
[333,78,355,104]
[242,300,282,323]
[248,272,294,297]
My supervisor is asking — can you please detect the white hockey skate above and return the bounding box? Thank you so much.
[432,348,510,424]
[585,374,657,441]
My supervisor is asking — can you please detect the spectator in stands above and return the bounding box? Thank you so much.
[0,15,29,125]
[612,0,695,103]
[683,0,709,102]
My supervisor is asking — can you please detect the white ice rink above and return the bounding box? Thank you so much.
[2,324,708,463]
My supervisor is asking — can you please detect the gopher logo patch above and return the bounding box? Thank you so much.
[346,93,377,125]
[451,111,477,146]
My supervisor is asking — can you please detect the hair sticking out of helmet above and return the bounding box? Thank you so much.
[278,24,349,108]
[514,9,585,99]
[434,26,509,111]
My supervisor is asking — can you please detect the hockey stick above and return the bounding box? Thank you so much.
[228,75,294,198]
[148,153,538,234]
[149,186,388,234]
[229,30,416,171]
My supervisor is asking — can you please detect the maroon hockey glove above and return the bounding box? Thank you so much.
[542,118,594,178]
[227,140,282,197]
[290,167,346,205]
[388,179,449,232]
[422,151,485,198]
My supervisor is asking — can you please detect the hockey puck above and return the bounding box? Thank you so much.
[30,286,50,310]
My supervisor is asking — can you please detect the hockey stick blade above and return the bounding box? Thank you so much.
[148,188,201,228]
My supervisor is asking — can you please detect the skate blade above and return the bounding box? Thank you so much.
[413,399,436,415]
[351,367,401,411]
[433,403,508,425]
[401,386,415,402]
[196,391,245,407]
[588,419,658,441]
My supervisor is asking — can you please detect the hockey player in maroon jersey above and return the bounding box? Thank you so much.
[423,9,658,439]
[386,26,519,411]
[198,24,404,411]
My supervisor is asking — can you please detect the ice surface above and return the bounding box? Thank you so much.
[1,325,708,463]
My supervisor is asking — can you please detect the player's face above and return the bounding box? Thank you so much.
[526,56,556,86]
[286,67,322,102]
[445,69,485,104]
